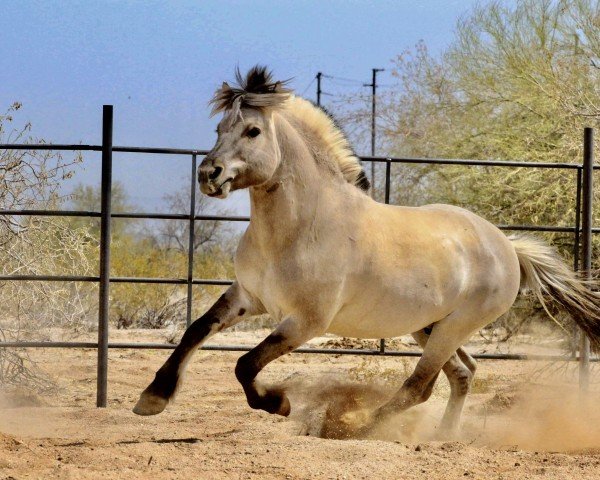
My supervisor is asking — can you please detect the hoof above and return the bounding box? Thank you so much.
[252,390,291,416]
[133,391,169,416]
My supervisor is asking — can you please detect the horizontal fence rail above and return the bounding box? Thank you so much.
[0,107,596,406]
[1,341,598,363]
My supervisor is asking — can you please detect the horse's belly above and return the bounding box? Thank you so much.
[326,283,456,339]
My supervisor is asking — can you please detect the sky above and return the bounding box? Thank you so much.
[0,0,486,216]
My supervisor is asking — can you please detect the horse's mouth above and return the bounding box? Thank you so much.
[207,178,233,198]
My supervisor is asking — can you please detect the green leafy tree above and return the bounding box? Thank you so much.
[339,0,599,249]
[69,182,136,239]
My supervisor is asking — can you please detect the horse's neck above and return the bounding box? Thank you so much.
[247,114,336,247]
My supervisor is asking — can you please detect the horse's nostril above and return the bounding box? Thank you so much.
[209,166,223,181]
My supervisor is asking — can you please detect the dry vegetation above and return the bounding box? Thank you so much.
[0,103,95,390]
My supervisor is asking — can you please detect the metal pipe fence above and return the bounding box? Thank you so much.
[0,105,596,406]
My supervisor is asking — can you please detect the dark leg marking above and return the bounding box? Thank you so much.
[144,315,220,400]
[235,333,293,416]
[134,294,230,414]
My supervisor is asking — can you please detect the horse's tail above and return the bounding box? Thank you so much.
[510,235,600,352]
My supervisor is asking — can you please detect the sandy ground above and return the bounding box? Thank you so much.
[2,329,600,479]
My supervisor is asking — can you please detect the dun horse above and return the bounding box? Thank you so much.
[134,66,600,435]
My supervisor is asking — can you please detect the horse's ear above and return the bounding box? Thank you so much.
[210,82,235,116]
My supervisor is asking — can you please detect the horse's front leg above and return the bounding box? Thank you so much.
[235,315,326,417]
[133,282,261,415]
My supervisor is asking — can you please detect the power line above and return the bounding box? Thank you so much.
[327,78,369,89]
[300,77,316,96]
[322,74,366,85]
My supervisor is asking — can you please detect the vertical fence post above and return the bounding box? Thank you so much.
[379,159,392,355]
[580,127,594,390]
[97,105,113,407]
[572,167,582,359]
[186,154,197,328]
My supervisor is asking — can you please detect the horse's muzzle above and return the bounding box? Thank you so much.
[198,161,233,199]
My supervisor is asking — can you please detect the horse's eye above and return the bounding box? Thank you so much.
[247,127,261,138]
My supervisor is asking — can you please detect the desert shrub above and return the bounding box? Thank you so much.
[109,234,235,329]
[0,103,95,390]
[0,103,95,340]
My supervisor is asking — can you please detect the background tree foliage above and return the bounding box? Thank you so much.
[0,103,94,338]
[340,0,599,254]
[68,182,235,330]
[0,103,94,390]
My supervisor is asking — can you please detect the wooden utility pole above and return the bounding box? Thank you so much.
[316,72,322,106]
[365,68,384,197]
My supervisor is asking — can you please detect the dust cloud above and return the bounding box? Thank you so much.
[283,375,600,452]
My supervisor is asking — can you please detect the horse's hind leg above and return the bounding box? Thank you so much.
[133,283,261,415]
[440,347,476,433]
[370,315,482,432]
[412,330,476,435]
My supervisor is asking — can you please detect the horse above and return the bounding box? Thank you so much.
[134,66,600,436]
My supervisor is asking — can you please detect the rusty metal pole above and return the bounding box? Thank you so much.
[97,105,113,407]
[572,168,582,359]
[185,154,197,328]
[579,127,594,391]
[379,159,392,354]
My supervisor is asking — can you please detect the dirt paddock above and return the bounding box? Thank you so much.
[1,329,600,479]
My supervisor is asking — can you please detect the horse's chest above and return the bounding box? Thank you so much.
[234,246,288,319]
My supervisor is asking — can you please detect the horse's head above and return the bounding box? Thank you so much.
[198,66,291,199]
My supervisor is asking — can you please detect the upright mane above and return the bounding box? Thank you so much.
[210,66,370,192]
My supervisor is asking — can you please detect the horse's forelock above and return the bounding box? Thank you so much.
[210,66,292,117]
